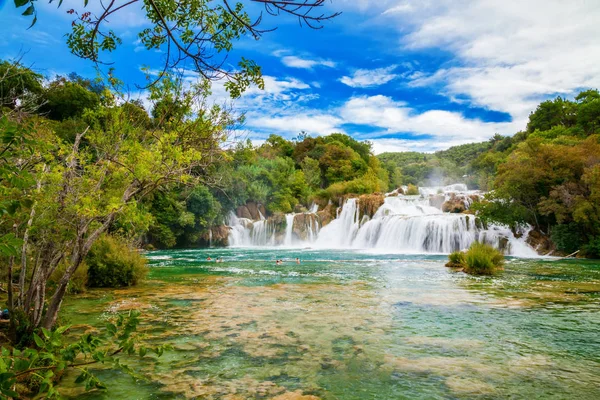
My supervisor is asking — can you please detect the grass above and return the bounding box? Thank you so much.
[463,241,504,275]
[445,251,466,268]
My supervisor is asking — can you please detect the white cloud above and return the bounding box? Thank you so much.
[339,95,520,145]
[280,55,336,69]
[340,66,398,88]
[248,113,344,136]
[385,0,600,120]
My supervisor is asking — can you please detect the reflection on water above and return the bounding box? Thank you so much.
[60,249,600,399]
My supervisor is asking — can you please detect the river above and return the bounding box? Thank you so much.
[61,248,600,399]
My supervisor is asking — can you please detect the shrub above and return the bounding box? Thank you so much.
[50,261,88,294]
[551,222,584,254]
[86,235,148,288]
[582,236,600,259]
[406,183,419,195]
[445,251,466,268]
[463,242,504,275]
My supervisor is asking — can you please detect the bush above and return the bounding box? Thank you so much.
[445,251,466,268]
[86,235,148,288]
[50,261,88,294]
[582,236,600,259]
[551,222,584,254]
[406,183,419,195]
[463,242,504,275]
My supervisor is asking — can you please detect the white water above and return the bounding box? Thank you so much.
[227,185,538,257]
[284,214,295,246]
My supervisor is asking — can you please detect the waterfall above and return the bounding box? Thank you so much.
[226,185,538,257]
[284,214,295,246]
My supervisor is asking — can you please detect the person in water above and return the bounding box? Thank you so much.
[207,257,212,261]
[296,258,300,264]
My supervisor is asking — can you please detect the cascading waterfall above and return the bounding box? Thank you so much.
[284,214,295,246]
[227,185,538,256]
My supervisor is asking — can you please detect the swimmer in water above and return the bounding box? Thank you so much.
[296,258,300,264]
[207,257,212,261]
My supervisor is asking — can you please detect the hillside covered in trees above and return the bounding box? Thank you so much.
[379,91,600,258]
[3,59,600,259]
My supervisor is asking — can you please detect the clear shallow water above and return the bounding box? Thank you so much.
[61,248,600,399]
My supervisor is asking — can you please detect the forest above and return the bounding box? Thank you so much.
[3,59,600,271]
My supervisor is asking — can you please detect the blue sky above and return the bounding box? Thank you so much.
[2,0,599,153]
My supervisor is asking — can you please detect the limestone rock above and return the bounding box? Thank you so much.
[317,203,336,228]
[442,194,466,213]
[200,225,229,247]
[293,213,319,241]
[246,202,261,220]
[236,205,252,220]
[258,203,267,218]
[357,193,385,219]
[526,229,558,256]
[429,194,445,209]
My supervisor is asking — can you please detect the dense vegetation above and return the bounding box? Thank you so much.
[445,243,504,275]
[0,60,391,333]
[379,91,600,257]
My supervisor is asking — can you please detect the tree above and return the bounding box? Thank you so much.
[15,0,340,95]
[4,76,236,332]
[526,97,576,133]
[40,78,101,120]
[0,59,43,110]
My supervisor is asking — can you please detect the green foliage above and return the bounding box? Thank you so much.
[471,194,529,231]
[445,251,466,268]
[40,78,100,121]
[550,223,585,254]
[527,96,577,133]
[0,311,169,398]
[405,184,419,195]
[582,236,600,258]
[13,0,338,98]
[463,242,504,275]
[50,262,89,294]
[0,60,43,110]
[86,235,148,288]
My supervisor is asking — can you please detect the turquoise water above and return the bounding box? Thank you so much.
[61,248,600,399]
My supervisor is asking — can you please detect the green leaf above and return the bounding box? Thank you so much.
[55,325,70,334]
[74,371,88,384]
[22,5,34,16]
[27,15,38,29]
[33,333,45,348]
[14,0,29,8]
[41,327,51,339]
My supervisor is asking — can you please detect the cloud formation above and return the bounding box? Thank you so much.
[340,66,398,88]
[280,55,336,69]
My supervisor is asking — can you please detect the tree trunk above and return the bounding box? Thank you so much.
[18,205,35,307]
[7,256,16,342]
